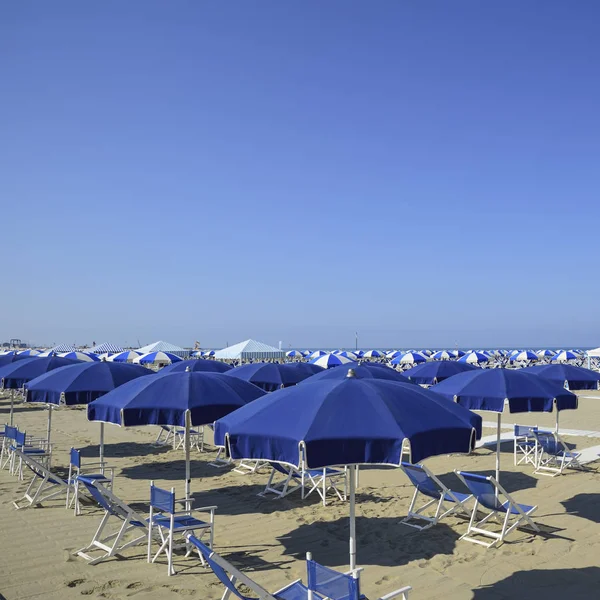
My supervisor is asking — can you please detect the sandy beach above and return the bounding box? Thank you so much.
[1,391,599,600]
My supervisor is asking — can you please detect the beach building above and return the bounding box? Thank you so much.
[136,340,189,359]
[214,339,286,361]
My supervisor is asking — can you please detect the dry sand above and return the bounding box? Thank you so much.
[1,392,599,600]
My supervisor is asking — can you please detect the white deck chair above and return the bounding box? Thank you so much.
[455,470,539,548]
[153,425,174,447]
[187,535,411,600]
[147,481,216,575]
[12,449,70,509]
[400,462,472,530]
[260,462,346,506]
[533,431,582,476]
[75,480,150,565]
[513,425,539,466]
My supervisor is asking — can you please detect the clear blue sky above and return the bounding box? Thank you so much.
[2,1,599,350]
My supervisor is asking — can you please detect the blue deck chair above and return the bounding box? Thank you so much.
[75,479,150,565]
[147,482,216,576]
[513,425,539,466]
[0,425,18,471]
[533,431,581,477]
[455,471,539,548]
[260,463,346,507]
[400,462,472,530]
[67,448,115,515]
[10,429,50,479]
[186,535,412,600]
[12,449,70,509]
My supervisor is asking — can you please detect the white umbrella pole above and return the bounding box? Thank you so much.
[9,390,14,427]
[349,464,356,570]
[99,422,105,469]
[46,405,53,469]
[555,410,560,437]
[495,412,501,484]
[185,411,191,501]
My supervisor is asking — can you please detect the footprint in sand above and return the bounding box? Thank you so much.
[66,579,87,588]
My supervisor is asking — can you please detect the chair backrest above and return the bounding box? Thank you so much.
[81,479,144,524]
[150,482,175,514]
[401,462,442,499]
[456,472,502,511]
[5,425,17,440]
[533,431,561,454]
[18,450,66,485]
[271,462,296,476]
[186,535,264,600]
[514,425,538,437]
[15,429,26,447]
[307,559,360,600]
[70,448,81,469]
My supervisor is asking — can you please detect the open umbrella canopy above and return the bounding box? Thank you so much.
[552,350,579,363]
[0,356,82,389]
[88,371,266,427]
[0,353,37,369]
[430,368,578,413]
[522,364,600,391]
[215,372,482,468]
[224,362,285,391]
[457,351,489,365]
[159,358,232,374]
[59,351,100,362]
[431,350,454,361]
[17,349,41,356]
[276,362,325,386]
[403,361,478,385]
[108,350,142,363]
[134,351,183,365]
[390,352,427,365]
[301,362,410,384]
[286,350,304,358]
[509,350,538,362]
[25,362,152,406]
[310,353,353,369]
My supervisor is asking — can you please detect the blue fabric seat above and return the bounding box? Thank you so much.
[67,448,114,515]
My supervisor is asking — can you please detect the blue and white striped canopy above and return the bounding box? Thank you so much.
[17,349,41,356]
[510,350,538,362]
[552,350,578,363]
[89,342,124,354]
[536,349,556,358]
[286,350,304,358]
[108,350,142,363]
[391,352,427,365]
[48,344,78,353]
[431,350,454,361]
[309,350,327,359]
[338,351,358,360]
[452,349,466,358]
[134,351,183,365]
[309,353,353,369]
[59,351,100,362]
[457,351,489,365]
[202,350,216,357]
[386,351,402,359]
[362,350,383,358]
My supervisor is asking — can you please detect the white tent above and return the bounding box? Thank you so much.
[586,347,600,357]
[214,339,285,361]
[136,340,189,358]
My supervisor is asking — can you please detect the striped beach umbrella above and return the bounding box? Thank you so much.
[134,351,183,365]
[536,349,556,358]
[431,350,454,361]
[309,350,327,360]
[108,350,142,363]
[552,350,578,363]
[391,352,427,365]
[59,351,100,362]
[17,349,41,356]
[286,350,304,358]
[310,353,353,369]
[457,351,489,365]
[338,351,358,360]
[452,349,466,358]
[362,350,383,359]
[510,351,538,362]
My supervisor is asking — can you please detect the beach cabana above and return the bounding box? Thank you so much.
[214,369,481,570]
[137,341,189,359]
[214,339,285,361]
[87,371,265,498]
[88,342,124,355]
[430,369,578,483]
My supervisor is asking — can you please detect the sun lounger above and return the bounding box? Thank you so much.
[67,447,115,515]
[186,535,411,600]
[513,425,539,466]
[533,431,582,476]
[147,481,216,575]
[12,449,70,509]
[400,462,472,530]
[75,479,150,565]
[260,462,346,506]
[455,470,539,548]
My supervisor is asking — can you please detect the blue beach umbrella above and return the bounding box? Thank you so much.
[309,350,327,359]
[552,350,578,363]
[214,370,481,569]
[536,349,556,359]
[160,359,232,374]
[276,363,325,386]
[134,351,183,365]
[202,350,216,357]
[225,363,285,391]
[0,356,81,426]
[457,351,488,365]
[301,361,411,384]
[0,353,37,369]
[108,350,142,363]
[362,350,383,359]
[25,362,151,463]
[390,352,427,365]
[285,350,304,358]
[452,349,466,358]
[431,369,577,482]
[59,351,100,362]
[431,350,454,361]
[509,350,538,362]
[522,364,600,391]
[88,372,265,497]
[17,349,41,357]
[403,361,478,385]
[338,351,358,360]
[310,353,353,369]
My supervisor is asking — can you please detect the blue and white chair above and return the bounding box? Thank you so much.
[513,425,539,466]
[455,471,539,548]
[400,462,472,530]
[10,429,50,479]
[0,424,18,471]
[260,462,347,506]
[147,482,216,576]
[67,448,115,515]
[533,431,581,476]
[187,535,412,600]
[76,479,150,565]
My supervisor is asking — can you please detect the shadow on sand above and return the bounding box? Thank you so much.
[561,493,600,524]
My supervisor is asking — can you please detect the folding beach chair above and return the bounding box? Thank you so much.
[12,449,70,509]
[0,424,17,471]
[75,479,150,565]
[533,431,582,477]
[10,429,50,479]
[209,446,233,468]
[260,462,346,506]
[147,481,216,575]
[67,448,115,515]
[513,425,539,466]
[186,535,412,600]
[455,471,539,548]
[233,459,269,475]
[153,425,174,447]
[400,462,472,530]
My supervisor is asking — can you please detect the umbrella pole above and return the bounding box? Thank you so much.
[46,405,53,469]
[185,411,191,502]
[99,422,105,469]
[555,410,560,438]
[495,412,501,484]
[349,464,356,570]
[9,390,14,427]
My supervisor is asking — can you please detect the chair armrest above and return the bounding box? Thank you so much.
[378,585,412,600]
